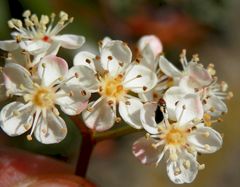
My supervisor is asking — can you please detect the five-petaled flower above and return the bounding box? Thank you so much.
[72,39,158,131]
[0,55,90,144]
[133,95,223,184]
[0,10,85,64]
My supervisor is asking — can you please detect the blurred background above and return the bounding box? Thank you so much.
[0,0,239,186]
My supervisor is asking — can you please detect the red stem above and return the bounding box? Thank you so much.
[71,116,95,177]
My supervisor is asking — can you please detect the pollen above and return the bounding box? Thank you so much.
[165,127,187,146]
[100,74,128,102]
[31,87,56,109]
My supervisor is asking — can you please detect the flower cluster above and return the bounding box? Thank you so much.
[0,11,232,184]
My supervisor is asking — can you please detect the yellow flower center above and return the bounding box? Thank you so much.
[32,87,56,109]
[165,127,187,146]
[100,74,128,101]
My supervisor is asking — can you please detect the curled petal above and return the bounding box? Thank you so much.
[82,99,115,131]
[101,40,132,76]
[0,102,33,136]
[53,34,85,49]
[66,66,99,92]
[138,35,163,57]
[133,137,164,165]
[188,62,213,87]
[34,112,67,144]
[167,151,198,184]
[38,55,68,87]
[140,103,159,134]
[56,84,90,115]
[3,63,33,95]
[159,56,181,77]
[176,94,203,126]
[119,98,143,129]
[188,126,223,154]
[164,86,187,121]
[0,40,18,51]
[204,96,227,117]
[123,64,158,93]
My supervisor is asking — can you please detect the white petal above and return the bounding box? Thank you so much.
[5,49,28,67]
[138,46,155,70]
[167,150,198,184]
[45,41,61,55]
[34,111,67,144]
[179,76,200,92]
[204,96,227,117]
[188,62,213,87]
[0,102,33,136]
[163,86,187,121]
[73,51,97,71]
[138,35,163,57]
[119,98,143,129]
[38,55,68,86]
[176,94,203,125]
[66,66,99,92]
[100,37,112,49]
[132,137,164,165]
[3,63,33,95]
[53,34,85,49]
[101,40,132,76]
[159,56,181,77]
[140,103,159,134]
[56,84,90,115]
[123,64,157,93]
[19,40,50,55]
[82,99,115,131]
[188,126,223,154]
[0,40,18,51]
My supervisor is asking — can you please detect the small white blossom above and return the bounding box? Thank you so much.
[133,95,223,184]
[72,39,158,131]
[0,10,85,64]
[159,50,212,89]
[0,55,90,144]
[137,35,170,102]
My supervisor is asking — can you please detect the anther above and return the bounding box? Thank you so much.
[95,55,100,61]
[136,74,142,78]
[170,153,178,161]
[85,58,91,64]
[107,100,114,106]
[115,117,121,123]
[42,63,46,68]
[23,10,31,18]
[81,90,87,96]
[198,164,205,170]
[143,86,147,91]
[87,107,93,112]
[74,72,79,78]
[125,101,131,105]
[13,110,21,116]
[27,135,33,141]
[183,160,191,169]
[204,144,211,151]
[107,56,113,61]
[174,168,181,176]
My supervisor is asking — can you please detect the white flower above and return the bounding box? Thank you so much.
[0,55,90,144]
[159,50,213,89]
[137,35,169,102]
[0,10,85,64]
[133,95,223,184]
[73,40,158,131]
